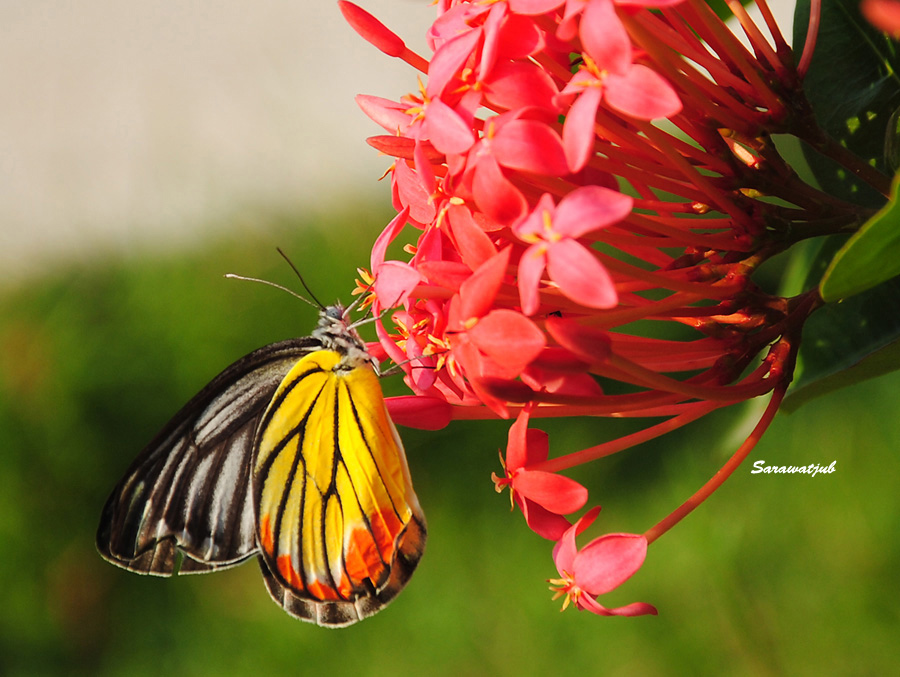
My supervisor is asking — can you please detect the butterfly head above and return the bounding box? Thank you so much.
[313,304,372,370]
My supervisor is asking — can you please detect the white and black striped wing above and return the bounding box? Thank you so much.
[97,338,319,576]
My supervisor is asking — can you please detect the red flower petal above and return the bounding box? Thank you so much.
[604,64,682,121]
[517,243,547,316]
[459,247,512,320]
[367,135,444,163]
[414,139,437,196]
[513,469,589,514]
[394,160,436,225]
[576,594,657,617]
[468,308,546,374]
[493,119,569,176]
[563,86,603,173]
[545,315,612,365]
[580,0,632,74]
[508,0,564,15]
[480,377,537,403]
[513,192,555,239]
[472,154,528,225]
[417,260,472,292]
[447,204,498,271]
[573,533,649,595]
[553,185,633,238]
[505,405,531,470]
[355,94,411,133]
[374,261,421,307]
[371,207,409,270]
[517,495,572,541]
[863,0,900,35]
[426,27,484,98]
[485,61,560,112]
[495,12,545,60]
[424,98,476,155]
[523,427,550,466]
[546,239,618,309]
[552,505,602,573]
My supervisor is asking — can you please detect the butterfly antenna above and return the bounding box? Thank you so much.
[277,247,326,310]
[223,273,319,309]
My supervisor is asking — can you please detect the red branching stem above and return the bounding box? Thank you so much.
[679,0,785,113]
[620,215,748,251]
[527,401,724,473]
[630,20,768,130]
[751,0,794,62]
[725,0,786,80]
[796,0,821,78]
[596,353,776,402]
[798,127,893,197]
[644,382,786,544]
[633,122,751,223]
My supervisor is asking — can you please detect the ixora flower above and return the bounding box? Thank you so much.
[340,0,895,617]
[549,507,657,617]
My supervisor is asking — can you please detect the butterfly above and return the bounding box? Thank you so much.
[97,295,426,627]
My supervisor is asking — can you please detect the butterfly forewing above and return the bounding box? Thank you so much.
[254,349,426,626]
[98,302,426,627]
[97,338,318,575]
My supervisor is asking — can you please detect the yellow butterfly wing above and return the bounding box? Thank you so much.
[253,348,426,627]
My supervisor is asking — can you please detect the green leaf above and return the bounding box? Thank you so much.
[782,0,900,410]
[784,228,900,410]
[703,0,752,21]
[793,0,900,207]
[784,274,900,411]
[820,173,900,301]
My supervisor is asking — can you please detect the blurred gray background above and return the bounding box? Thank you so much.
[0,0,434,284]
[0,0,793,287]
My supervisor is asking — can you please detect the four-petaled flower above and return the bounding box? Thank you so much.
[514,186,631,315]
[549,507,657,617]
[492,406,587,540]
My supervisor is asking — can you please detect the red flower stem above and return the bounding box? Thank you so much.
[752,0,794,61]
[796,0,821,78]
[631,30,763,131]
[725,0,788,81]
[643,383,786,544]
[795,126,892,197]
[576,292,726,328]
[520,391,693,415]
[581,143,717,203]
[680,0,784,114]
[610,340,730,370]
[621,214,749,251]
[597,353,775,402]
[592,111,734,185]
[632,121,751,223]
[595,254,745,295]
[400,48,430,75]
[639,11,761,102]
[526,401,724,473]
[530,49,573,85]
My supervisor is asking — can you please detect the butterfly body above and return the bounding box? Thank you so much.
[98,305,425,627]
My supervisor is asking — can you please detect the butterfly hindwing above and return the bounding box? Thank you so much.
[253,349,426,627]
[97,338,319,576]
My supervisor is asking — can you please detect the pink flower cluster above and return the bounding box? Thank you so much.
[340,0,867,617]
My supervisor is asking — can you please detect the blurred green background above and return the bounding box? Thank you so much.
[1,207,899,677]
